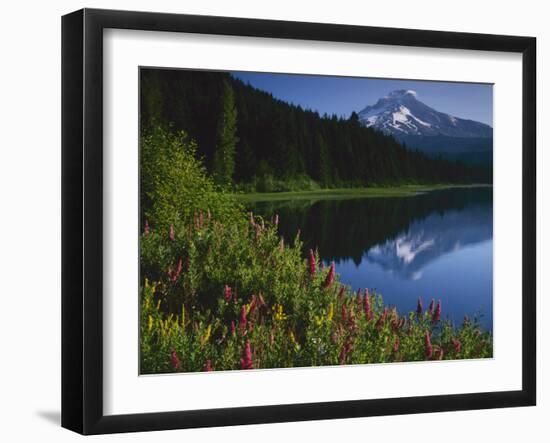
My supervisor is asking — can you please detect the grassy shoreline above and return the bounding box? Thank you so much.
[234,183,492,203]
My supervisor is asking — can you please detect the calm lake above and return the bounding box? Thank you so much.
[248,187,493,331]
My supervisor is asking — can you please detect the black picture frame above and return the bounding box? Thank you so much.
[62,8,536,435]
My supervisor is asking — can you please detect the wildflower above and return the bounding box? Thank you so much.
[274,214,279,227]
[323,262,335,288]
[393,337,400,353]
[239,305,247,332]
[169,224,175,241]
[341,304,348,323]
[273,304,287,322]
[327,303,334,322]
[144,219,150,235]
[204,359,213,372]
[364,289,372,320]
[356,289,363,310]
[170,349,181,371]
[424,331,433,359]
[428,299,435,315]
[201,324,212,345]
[416,297,423,315]
[435,347,444,360]
[230,320,236,335]
[339,337,353,364]
[337,286,345,301]
[451,337,462,353]
[432,300,442,324]
[147,315,153,332]
[308,249,316,276]
[223,285,232,302]
[240,340,253,369]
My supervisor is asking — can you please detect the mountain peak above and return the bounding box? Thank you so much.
[387,89,418,99]
[357,91,492,138]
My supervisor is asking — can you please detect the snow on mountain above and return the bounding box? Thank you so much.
[358,89,492,138]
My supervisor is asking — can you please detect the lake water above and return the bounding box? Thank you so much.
[249,187,493,331]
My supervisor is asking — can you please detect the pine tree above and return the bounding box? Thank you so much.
[213,80,238,186]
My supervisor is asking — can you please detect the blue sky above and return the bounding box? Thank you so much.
[231,72,493,126]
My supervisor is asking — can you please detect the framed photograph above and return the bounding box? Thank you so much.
[62,8,536,435]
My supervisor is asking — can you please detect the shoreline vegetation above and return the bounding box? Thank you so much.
[235,183,492,203]
[139,126,492,374]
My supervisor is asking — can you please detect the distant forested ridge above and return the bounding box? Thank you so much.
[140,69,491,189]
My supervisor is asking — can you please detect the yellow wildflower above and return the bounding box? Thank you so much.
[201,324,212,345]
[148,315,153,332]
[272,304,287,322]
[327,303,334,322]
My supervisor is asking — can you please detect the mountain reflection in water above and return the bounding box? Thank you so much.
[249,187,493,330]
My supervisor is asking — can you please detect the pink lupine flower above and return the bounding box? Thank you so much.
[424,332,433,359]
[432,300,442,324]
[364,291,372,320]
[393,337,400,353]
[322,262,335,288]
[144,219,150,235]
[416,297,423,315]
[337,286,345,301]
[169,225,175,241]
[240,340,253,369]
[170,349,181,371]
[391,308,399,330]
[427,299,435,315]
[223,285,232,302]
[239,305,247,332]
[341,304,348,323]
[356,289,363,310]
[204,359,213,372]
[451,337,462,353]
[308,249,316,276]
[339,337,353,364]
[230,321,236,335]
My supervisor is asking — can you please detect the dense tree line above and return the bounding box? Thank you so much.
[140,69,491,188]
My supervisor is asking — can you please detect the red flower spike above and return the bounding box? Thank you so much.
[239,305,247,332]
[364,289,372,320]
[204,359,213,372]
[240,340,253,369]
[424,331,433,359]
[451,337,462,353]
[170,349,181,371]
[432,300,442,324]
[308,249,316,276]
[230,321,236,335]
[416,297,423,315]
[322,262,335,289]
[337,286,345,301]
[223,285,232,302]
[393,337,400,353]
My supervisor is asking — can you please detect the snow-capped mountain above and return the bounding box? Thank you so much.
[358,89,492,138]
